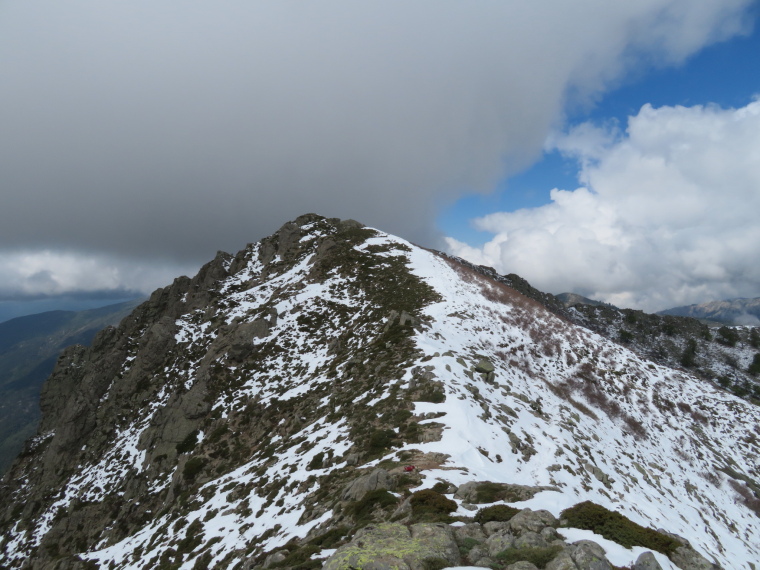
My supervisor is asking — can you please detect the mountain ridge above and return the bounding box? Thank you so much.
[1,215,758,569]
[659,298,760,326]
[0,299,143,475]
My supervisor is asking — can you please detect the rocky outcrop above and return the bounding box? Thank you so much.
[633,551,663,570]
[454,481,557,504]
[323,523,460,570]
[342,468,395,501]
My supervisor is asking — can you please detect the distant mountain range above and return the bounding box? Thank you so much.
[555,292,610,308]
[659,297,760,325]
[0,300,141,474]
[558,292,760,326]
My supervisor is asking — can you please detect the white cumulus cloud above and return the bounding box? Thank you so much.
[447,100,760,312]
[0,251,197,300]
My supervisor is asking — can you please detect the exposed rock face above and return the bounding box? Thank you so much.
[323,523,460,570]
[454,481,556,504]
[633,551,664,570]
[342,469,395,501]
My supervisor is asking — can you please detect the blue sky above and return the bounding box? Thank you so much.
[439,19,760,247]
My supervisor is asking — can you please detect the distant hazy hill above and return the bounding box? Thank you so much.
[659,297,760,325]
[0,300,141,474]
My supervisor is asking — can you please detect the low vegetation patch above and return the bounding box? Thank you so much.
[409,489,458,523]
[346,490,398,526]
[182,457,207,481]
[495,545,562,568]
[560,501,680,555]
[474,504,520,524]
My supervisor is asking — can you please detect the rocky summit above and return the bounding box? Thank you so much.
[1,214,759,570]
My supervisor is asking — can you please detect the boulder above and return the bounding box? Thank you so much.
[545,550,579,570]
[342,468,394,501]
[633,551,663,570]
[323,523,460,570]
[486,532,515,557]
[508,509,558,534]
[454,523,487,543]
[569,540,613,570]
[454,481,554,504]
[670,546,719,570]
[506,563,540,570]
[483,521,512,536]
[513,531,549,549]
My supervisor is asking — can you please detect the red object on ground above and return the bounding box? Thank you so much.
[404,465,416,472]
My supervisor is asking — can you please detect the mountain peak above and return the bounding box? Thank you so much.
[1,216,758,569]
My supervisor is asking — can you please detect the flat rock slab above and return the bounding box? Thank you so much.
[323,523,461,570]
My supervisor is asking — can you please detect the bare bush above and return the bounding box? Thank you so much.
[728,479,760,517]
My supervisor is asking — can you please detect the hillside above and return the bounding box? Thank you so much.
[1,215,758,569]
[0,301,141,475]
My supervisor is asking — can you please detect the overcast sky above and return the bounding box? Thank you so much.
[1,1,757,312]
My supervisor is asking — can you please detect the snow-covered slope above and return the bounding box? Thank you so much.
[1,215,758,569]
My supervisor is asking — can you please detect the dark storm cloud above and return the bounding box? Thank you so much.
[0,1,753,295]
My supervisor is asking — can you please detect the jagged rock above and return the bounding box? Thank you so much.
[513,530,549,548]
[262,550,288,568]
[454,523,487,543]
[475,359,495,374]
[486,532,515,556]
[323,523,460,570]
[409,523,460,563]
[569,540,613,570]
[483,521,512,536]
[506,562,540,570]
[454,481,554,503]
[633,551,663,570]
[670,546,719,570]
[545,550,579,570]
[345,452,363,466]
[474,556,497,567]
[342,468,394,501]
[508,509,558,534]
[541,526,561,541]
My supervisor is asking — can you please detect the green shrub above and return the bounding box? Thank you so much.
[417,388,446,403]
[495,546,562,568]
[472,481,524,503]
[308,526,349,549]
[560,501,680,555]
[431,482,449,494]
[366,429,397,455]
[717,326,739,347]
[307,452,324,470]
[346,490,398,525]
[176,430,199,454]
[459,537,482,556]
[183,457,207,481]
[421,557,449,570]
[748,353,760,376]
[271,544,321,569]
[474,504,519,524]
[680,338,698,368]
[409,489,457,523]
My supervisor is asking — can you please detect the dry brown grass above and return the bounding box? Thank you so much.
[729,479,760,517]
